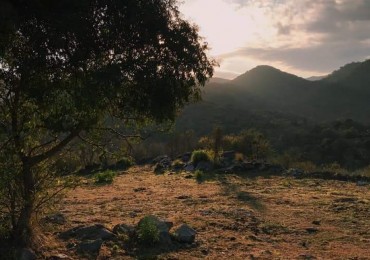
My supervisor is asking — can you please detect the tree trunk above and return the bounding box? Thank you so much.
[13,162,35,247]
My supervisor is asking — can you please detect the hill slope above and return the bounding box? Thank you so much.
[176,59,370,136]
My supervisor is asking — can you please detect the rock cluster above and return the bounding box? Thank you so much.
[58,215,196,257]
[152,151,284,174]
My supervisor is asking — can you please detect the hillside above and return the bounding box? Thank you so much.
[176,59,370,134]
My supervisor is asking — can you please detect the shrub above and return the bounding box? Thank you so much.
[115,156,135,170]
[137,216,160,245]
[94,170,116,184]
[195,170,204,182]
[191,150,211,167]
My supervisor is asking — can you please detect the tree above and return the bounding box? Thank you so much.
[0,0,214,247]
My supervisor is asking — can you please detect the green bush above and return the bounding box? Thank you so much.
[137,216,160,245]
[191,150,211,167]
[94,170,116,184]
[116,156,135,170]
[195,170,204,182]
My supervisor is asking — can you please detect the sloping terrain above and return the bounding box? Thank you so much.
[40,166,370,259]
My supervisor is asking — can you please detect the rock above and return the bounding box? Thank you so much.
[172,224,196,243]
[133,187,146,192]
[312,220,321,225]
[176,195,191,200]
[287,168,304,177]
[184,174,193,179]
[48,254,70,260]
[184,163,194,172]
[137,215,173,247]
[172,161,185,171]
[241,162,258,171]
[357,181,368,186]
[16,248,37,260]
[179,152,192,163]
[78,239,103,254]
[195,161,213,171]
[152,155,171,164]
[112,224,135,236]
[154,163,166,174]
[60,224,115,240]
[44,213,66,225]
[306,227,319,234]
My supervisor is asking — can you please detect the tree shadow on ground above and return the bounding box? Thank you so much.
[219,179,267,212]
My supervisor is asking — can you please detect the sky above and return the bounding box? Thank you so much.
[179,0,370,79]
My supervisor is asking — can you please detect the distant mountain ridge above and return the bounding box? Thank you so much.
[176,59,370,134]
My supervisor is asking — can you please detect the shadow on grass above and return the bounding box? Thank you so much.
[121,240,199,260]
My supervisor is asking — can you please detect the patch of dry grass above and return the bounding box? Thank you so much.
[42,166,369,259]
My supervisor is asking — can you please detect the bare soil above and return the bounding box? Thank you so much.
[42,166,370,259]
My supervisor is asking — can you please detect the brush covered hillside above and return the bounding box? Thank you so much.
[177,59,370,132]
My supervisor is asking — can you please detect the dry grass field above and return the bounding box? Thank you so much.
[40,166,370,259]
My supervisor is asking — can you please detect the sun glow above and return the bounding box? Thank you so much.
[180,0,273,56]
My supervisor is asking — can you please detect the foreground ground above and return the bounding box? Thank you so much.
[42,166,369,259]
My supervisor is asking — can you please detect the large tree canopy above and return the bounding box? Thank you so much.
[0,0,214,247]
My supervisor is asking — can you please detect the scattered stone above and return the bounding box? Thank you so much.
[287,168,304,177]
[176,195,191,200]
[201,248,209,255]
[137,215,173,247]
[357,181,368,186]
[112,224,135,236]
[60,224,115,240]
[184,174,193,179]
[48,253,70,260]
[133,187,146,192]
[78,239,103,254]
[44,213,66,225]
[195,161,213,171]
[312,220,321,225]
[154,163,166,174]
[298,254,317,259]
[179,152,192,163]
[16,248,37,260]
[306,227,319,234]
[184,163,195,172]
[172,224,196,243]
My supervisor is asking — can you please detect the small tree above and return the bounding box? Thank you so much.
[0,0,214,247]
[212,126,223,162]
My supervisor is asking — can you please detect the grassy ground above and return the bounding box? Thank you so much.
[42,166,370,259]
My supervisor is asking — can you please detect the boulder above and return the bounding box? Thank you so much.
[48,254,70,260]
[195,161,213,171]
[16,248,37,260]
[112,224,135,236]
[59,224,115,241]
[137,215,173,247]
[78,239,103,254]
[172,224,196,243]
[184,163,194,172]
[287,168,304,177]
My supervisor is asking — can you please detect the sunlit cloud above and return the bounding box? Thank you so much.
[179,0,370,79]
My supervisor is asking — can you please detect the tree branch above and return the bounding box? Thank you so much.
[30,129,81,165]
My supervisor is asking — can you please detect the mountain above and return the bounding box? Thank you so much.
[175,59,370,135]
[306,75,326,81]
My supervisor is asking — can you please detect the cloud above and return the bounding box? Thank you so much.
[181,0,370,78]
